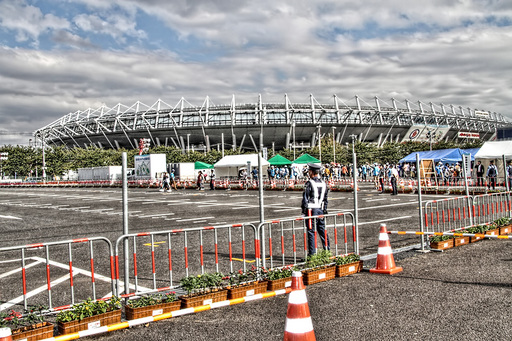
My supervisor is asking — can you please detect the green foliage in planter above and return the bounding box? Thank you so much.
[334,253,360,266]
[56,296,121,323]
[261,266,295,281]
[179,272,224,295]
[126,292,177,309]
[465,225,487,234]
[493,217,512,227]
[0,305,48,330]
[225,267,258,287]
[429,234,453,243]
[304,250,333,269]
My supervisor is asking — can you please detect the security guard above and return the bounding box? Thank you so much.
[301,163,330,256]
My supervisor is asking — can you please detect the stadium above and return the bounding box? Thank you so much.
[34,94,511,151]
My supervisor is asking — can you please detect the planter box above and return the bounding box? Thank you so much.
[125,300,181,320]
[227,281,268,299]
[485,228,500,236]
[12,322,53,341]
[430,239,454,250]
[500,225,512,235]
[453,236,470,247]
[267,277,292,291]
[335,261,363,278]
[57,310,121,335]
[180,290,228,309]
[302,265,336,285]
[470,234,485,243]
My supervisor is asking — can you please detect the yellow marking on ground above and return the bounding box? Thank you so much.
[232,257,271,263]
[143,241,166,247]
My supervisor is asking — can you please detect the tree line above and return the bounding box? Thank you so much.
[0,138,483,178]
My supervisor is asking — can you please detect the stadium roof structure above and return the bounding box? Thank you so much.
[34,94,511,151]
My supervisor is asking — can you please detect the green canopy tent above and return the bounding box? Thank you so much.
[293,153,321,164]
[194,161,214,169]
[268,154,292,166]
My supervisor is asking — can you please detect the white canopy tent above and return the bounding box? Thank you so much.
[214,154,270,178]
[474,141,512,174]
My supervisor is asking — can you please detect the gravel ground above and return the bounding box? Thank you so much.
[93,238,512,341]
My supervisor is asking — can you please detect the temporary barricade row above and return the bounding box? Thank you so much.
[0,237,115,312]
[472,192,512,226]
[424,196,473,233]
[423,192,512,235]
[114,223,259,297]
[257,212,357,270]
[388,230,512,240]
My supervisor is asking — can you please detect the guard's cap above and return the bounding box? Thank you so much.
[307,163,321,171]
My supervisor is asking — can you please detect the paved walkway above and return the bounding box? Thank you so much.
[93,237,512,341]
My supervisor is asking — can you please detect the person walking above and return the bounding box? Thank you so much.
[487,160,498,190]
[197,171,204,190]
[170,169,178,191]
[301,163,329,256]
[507,161,512,190]
[209,169,216,190]
[390,165,399,195]
[475,161,485,186]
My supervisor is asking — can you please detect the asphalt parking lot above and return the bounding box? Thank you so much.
[1,185,511,340]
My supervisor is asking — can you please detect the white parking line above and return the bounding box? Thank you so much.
[358,216,412,225]
[176,216,214,222]
[0,215,22,220]
[137,213,175,218]
[0,259,42,279]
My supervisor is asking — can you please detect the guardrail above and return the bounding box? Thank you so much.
[0,237,115,312]
[472,192,512,225]
[424,196,473,233]
[114,223,259,297]
[258,212,358,269]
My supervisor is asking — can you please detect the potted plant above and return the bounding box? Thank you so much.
[262,266,294,291]
[224,266,268,299]
[300,250,336,285]
[56,296,121,335]
[429,235,453,250]
[179,272,227,308]
[334,253,363,277]
[1,306,53,341]
[452,230,470,247]
[494,217,512,235]
[125,291,180,320]
[484,222,500,236]
[465,225,486,243]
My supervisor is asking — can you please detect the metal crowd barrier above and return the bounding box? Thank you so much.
[258,212,357,269]
[472,192,512,225]
[424,196,473,233]
[0,237,115,312]
[114,223,259,297]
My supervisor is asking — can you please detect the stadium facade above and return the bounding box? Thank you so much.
[34,94,511,152]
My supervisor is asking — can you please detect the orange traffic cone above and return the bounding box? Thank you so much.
[283,271,316,341]
[370,223,403,275]
[0,328,12,341]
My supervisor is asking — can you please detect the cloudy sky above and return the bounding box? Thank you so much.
[0,0,511,146]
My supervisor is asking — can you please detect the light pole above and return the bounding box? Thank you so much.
[332,126,336,164]
[292,121,296,161]
[317,125,322,163]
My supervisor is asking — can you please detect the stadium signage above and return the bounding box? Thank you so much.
[475,110,489,118]
[458,132,480,139]
[402,125,450,143]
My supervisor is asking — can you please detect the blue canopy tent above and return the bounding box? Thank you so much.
[399,148,479,164]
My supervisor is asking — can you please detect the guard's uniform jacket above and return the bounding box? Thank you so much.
[301,177,328,215]
[301,176,329,255]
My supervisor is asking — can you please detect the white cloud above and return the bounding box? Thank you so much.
[0,0,511,146]
[0,0,69,43]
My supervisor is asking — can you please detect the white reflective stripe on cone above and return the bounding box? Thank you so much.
[377,246,393,255]
[0,327,11,337]
[379,233,389,241]
[288,290,308,304]
[284,317,314,333]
